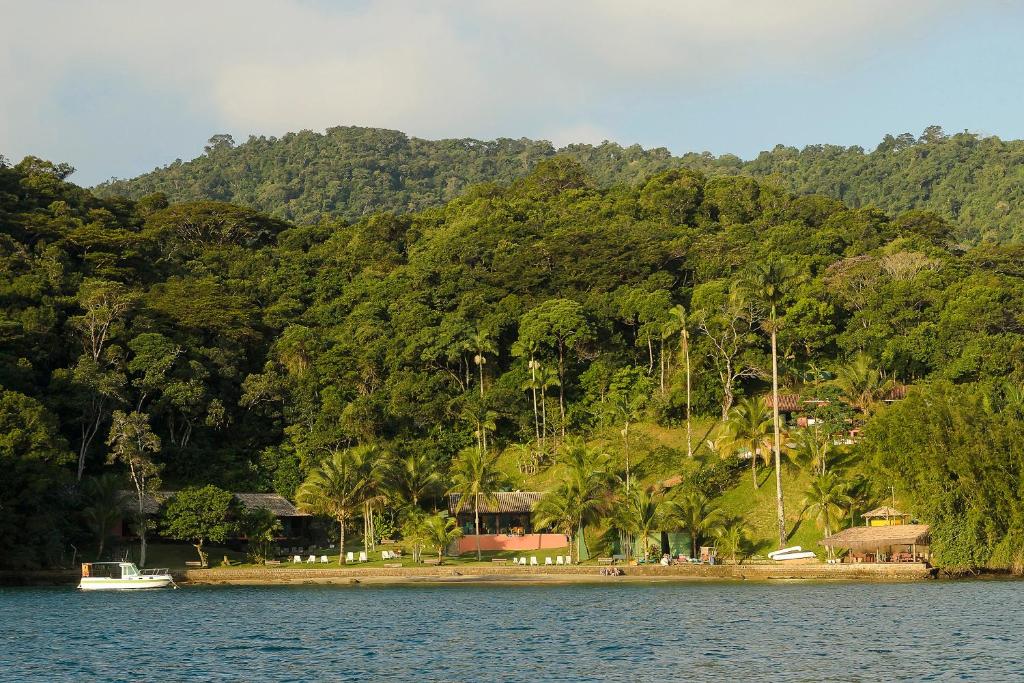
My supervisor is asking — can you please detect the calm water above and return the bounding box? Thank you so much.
[1,580,1022,681]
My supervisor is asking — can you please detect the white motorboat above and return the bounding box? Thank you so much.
[78,562,175,590]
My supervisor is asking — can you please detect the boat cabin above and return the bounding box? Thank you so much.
[81,562,139,579]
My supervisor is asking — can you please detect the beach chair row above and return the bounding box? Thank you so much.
[513,555,572,566]
[292,554,330,564]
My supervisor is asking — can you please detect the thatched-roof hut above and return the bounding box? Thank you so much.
[820,524,930,562]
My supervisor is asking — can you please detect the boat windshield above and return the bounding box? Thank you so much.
[119,563,139,577]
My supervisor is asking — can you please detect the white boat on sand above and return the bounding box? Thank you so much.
[78,562,175,590]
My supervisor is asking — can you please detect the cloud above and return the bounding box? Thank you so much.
[0,0,990,183]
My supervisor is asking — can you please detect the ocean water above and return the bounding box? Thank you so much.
[1,580,1022,681]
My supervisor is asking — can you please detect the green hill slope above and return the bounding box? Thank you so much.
[95,125,1024,242]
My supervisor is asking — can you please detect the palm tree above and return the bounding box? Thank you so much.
[609,391,646,494]
[664,304,693,457]
[620,487,665,562]
[512,339,542,444]
[447,447,503,561]
[803,472,852,559]
[467,328,497,397]
[832,352,894,416]
[81,473,127,560]
[714,515,750,564]
[533,440,613,563]
[724,397,774,490]
[743,257,799,549]
[459,397,497,455]
[422,513,463,564]
[792,428,854,477]
[537,365,560,445]
[386,451,442,509]
[669,489,723,559]
[296,447,375,564]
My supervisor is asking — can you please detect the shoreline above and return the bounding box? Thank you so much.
[1,562,938,587]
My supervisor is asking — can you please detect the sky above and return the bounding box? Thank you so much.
[2,0,1023,186]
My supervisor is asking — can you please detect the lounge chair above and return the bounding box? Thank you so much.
[530,556,538,566]
[545,557,553,565]
[306,554,316,563]
[346,551,355,563]
[556,556,564,565]
[358,551,368,562]
[320,555,329,563]
[293,555,302,563]
[564,555,572,564]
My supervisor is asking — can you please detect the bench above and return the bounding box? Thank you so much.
[597,557,614,565]
[422,557,441,565]
[264,559,282,566]
[184,561,207,568]
[383,563,402,568]
[491,558,508,564]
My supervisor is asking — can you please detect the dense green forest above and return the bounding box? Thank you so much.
[97,125,1024,243]
[3,150,1024,572]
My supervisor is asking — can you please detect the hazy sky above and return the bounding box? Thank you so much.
[2,0,1022,186]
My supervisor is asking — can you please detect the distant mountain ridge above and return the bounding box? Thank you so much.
[96,125,1024,243]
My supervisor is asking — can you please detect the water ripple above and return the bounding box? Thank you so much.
[1,580,1023,681]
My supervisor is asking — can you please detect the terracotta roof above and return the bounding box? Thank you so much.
[125,490,307,517]
[449,492,543,514]
[820,524,930,551]
[862,506,909,519]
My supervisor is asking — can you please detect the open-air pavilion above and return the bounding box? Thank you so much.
[820,523,931,563]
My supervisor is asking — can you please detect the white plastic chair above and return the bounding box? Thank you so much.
[293,555,302,563]
[320,555,329,563]
[564,555,572,565]
[306,554,316,563]
[530,556,538,566]
[346,551,355,563]
[382,550,392,560]
[545,557,553,565]
[556,556,564,565]
[359,551,368,562]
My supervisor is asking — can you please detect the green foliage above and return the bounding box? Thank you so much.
[161,485,237,565]
[9,143,1024,571]
[863,383,1024,574]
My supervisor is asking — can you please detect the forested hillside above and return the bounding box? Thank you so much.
[96,125,1024,243]
[4,153,1024,571]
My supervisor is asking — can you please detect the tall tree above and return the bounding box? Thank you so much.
[106,410,162,567]
[466,327,497,397]
[743,257,800,548]
[664,304,693,457]
[519,300,594,436]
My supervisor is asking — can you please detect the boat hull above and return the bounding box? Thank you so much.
[78,576,173,591]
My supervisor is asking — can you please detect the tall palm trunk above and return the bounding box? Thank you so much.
[530,358,540,443]
[540,385,548,448]
[474,494,482,561]
[751,443,759,490]
[659,337,665,394]
[770,311,786,549]
[338,516,346,565]
[683,329,692,458]
[557,347,566,437]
